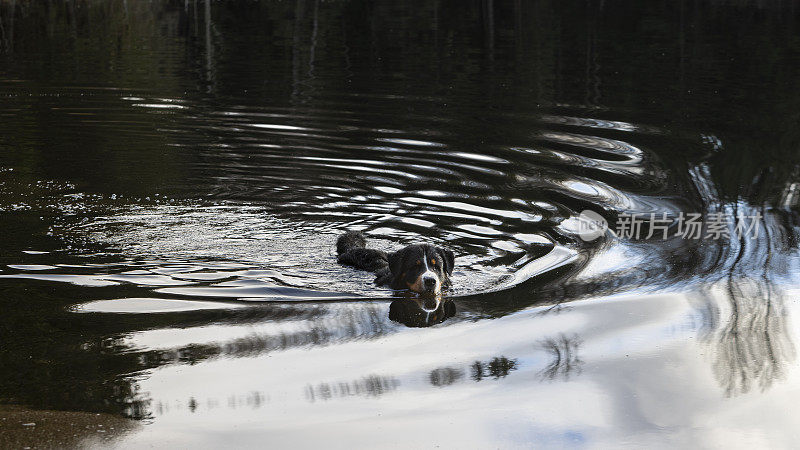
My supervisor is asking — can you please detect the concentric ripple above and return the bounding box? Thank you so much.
[0,88,696,309]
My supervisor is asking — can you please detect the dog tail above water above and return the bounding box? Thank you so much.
[336,231,389,273]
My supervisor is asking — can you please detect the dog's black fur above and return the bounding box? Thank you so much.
[389,298,456,327]
[337,231,455,295]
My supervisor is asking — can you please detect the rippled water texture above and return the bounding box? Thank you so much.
[2,1,800,448]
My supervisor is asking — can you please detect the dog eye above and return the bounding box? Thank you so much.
[431,258,436,265]
[415,259,421,265]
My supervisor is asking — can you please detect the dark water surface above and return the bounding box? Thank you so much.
[2,1,800,447]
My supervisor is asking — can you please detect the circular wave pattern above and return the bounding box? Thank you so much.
[0,89,698,307]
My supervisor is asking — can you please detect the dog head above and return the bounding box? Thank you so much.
[387,243,455,295]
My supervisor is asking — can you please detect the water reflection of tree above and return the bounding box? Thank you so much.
[429,367,464,387]
[696,206,798,397]
[538,333,583,381]
[708,276,795,396]
[428,356,518,388]
[471,356,518,381]
[427,337,582,388]
[305,375,399,402]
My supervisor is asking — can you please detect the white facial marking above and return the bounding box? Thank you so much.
[420,252,441,293]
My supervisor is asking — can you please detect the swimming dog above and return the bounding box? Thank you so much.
[336,231,455,296]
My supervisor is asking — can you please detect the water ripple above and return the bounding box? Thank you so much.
[0,95,690,309]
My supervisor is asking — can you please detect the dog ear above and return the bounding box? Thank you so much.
[388,247,408,277]
[437,247,455,275]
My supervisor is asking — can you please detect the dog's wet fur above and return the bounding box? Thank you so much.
[336,231,454,295]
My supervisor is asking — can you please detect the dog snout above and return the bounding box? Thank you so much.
[423,276,438,291]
